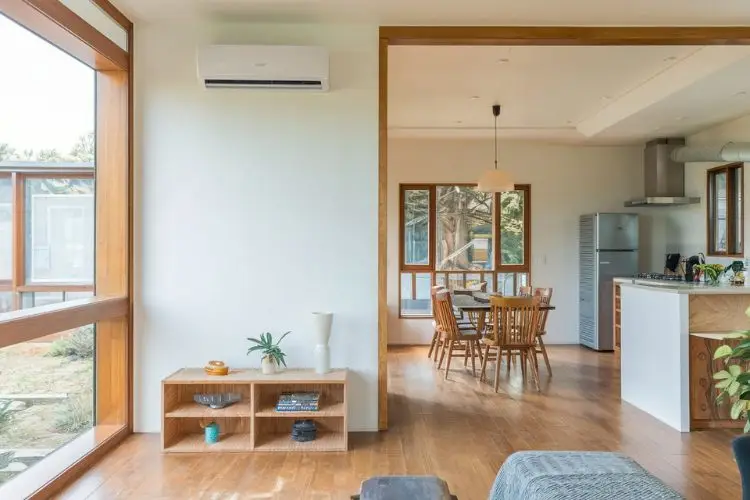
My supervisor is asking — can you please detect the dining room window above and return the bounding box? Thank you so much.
[399,184,531,317]
[707,163,743,257]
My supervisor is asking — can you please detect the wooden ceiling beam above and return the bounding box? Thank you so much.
[380,26,750,46]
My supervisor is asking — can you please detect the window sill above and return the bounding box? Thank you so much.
[0,424,128,499]
[0,295,128,348]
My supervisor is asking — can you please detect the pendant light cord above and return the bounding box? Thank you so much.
[494,112,498,171]
[492,104,500,171]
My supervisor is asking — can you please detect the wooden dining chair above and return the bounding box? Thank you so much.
[434,290,483,379]
[479,296,542,392]
[533,287,553,376]
[519,286,532,297]
[428,285,446,360]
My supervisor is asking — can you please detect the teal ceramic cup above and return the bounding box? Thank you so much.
[204,422,219,444]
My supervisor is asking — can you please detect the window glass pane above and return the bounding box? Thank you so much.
[447,273,464,291]
[403,189,429,266]
[715,171,728,253]
[436,186,492,271]
[735,167,743,255]
[25,179,94,284]
[21,292,64,309]
[400,272,431,316]
[434,273,446,289]
[0,177,11,280]
[0,14,94,164]
[500,190,525,266]
[517,273,529,294]
[64,291,94,301]
[485,275,495,294]
[0,291,12,313]
[497,273,516,296]
[0,325,94,486]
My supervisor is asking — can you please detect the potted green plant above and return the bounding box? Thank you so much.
[713,312,750,499]
[247,332,290,375]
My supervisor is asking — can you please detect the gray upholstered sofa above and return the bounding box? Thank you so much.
[489,451,684,500]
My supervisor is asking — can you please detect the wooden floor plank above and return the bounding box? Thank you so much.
[55,346,741,499]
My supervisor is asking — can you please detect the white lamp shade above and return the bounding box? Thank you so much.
[477,169,514,192]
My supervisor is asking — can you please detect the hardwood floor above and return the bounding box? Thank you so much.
[56,346,741,499]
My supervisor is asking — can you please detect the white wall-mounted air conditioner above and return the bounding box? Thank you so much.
[197,45,329,91]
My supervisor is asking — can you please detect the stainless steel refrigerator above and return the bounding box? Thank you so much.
[579,213,639,351]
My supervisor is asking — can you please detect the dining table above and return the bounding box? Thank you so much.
[452,292,556,335]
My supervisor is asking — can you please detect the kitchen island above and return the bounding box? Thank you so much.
[613,277,750,432]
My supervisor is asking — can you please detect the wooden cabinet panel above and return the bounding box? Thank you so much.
[689,335,747,430]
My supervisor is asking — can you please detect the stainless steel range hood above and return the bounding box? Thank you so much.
[624,138,700,208]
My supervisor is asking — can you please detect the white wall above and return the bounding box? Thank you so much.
[387,138,670,345]
[667,114,750,265]
[133,22,379,432]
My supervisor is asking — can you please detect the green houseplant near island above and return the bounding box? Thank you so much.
[713,317,750,430]
[247,331,290,375]
[713,310,750,499]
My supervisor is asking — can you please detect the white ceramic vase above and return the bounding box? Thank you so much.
[261,356,276,375]
[312,312,333,374]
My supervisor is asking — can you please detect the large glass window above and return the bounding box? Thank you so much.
[0,3,131,496]
[708,164,743,256]
[0,12,102,493]
[399,184,531,317]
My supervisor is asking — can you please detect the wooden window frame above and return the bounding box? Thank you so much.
[11,171,96,297]
[0,1,132,498]
[495,184,531,273]
[398,183,531,318]
[707,163,744,257]
[399,184,435,271]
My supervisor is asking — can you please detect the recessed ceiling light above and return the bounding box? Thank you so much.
[566,120,574,125]
[601,96,612,101]
[663,56,677,62]
[497,58,510,64]
[735,91,748,97]
[455,120,463,124]
[675,116,686,121]
[470,96,481,100]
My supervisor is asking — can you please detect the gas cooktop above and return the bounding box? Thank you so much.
[635,273,685,282]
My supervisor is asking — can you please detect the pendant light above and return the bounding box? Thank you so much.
[477,104,514,192]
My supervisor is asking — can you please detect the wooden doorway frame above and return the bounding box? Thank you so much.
[377,25,750,430]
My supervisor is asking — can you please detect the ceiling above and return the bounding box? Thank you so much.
[111,0,750,145]
[389,45,750,144]
[113,0,750,25]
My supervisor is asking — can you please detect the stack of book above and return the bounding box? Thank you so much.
[275,392,320,412]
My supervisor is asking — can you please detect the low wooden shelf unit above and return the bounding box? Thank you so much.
[162,368,348,453]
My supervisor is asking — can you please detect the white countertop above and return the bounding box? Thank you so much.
[614,277,750,294]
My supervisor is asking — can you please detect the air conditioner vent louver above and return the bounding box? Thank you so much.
[197,45,329,92]
[204,79,324,90]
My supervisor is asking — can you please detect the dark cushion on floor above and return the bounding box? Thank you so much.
[356,475,456,500]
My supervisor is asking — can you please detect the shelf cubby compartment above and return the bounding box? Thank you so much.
[253,416,346,452]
